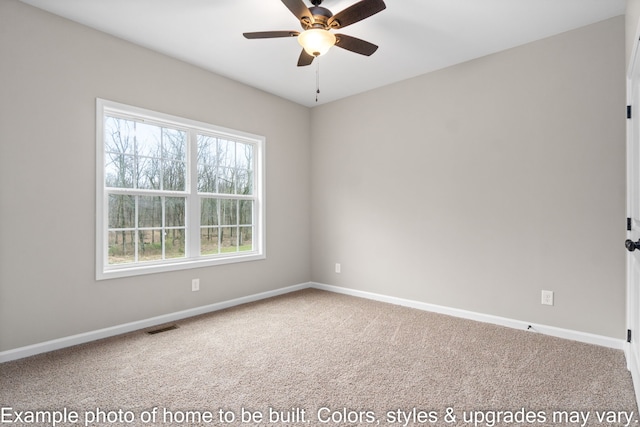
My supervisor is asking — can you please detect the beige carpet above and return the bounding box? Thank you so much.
[0,289,637,426]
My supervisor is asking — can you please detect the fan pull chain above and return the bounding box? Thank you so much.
[315,57,320,102]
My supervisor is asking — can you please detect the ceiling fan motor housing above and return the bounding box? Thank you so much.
[303,6,333,29]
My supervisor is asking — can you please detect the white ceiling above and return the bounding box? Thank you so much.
[20,0,625,107]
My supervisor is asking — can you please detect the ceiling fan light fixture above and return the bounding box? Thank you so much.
[298,28,336,57]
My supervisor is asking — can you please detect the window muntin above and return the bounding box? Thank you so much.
[97,99,264,280]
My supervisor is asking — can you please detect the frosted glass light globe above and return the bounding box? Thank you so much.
[298,29,336,57]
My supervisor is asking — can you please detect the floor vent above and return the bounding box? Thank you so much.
[147,325,178,335]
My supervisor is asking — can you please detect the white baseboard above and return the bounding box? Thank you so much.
[310,282,625,350]
[0,281,624,363]
[0,282,308,363]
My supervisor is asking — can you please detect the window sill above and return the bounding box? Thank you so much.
[96,252,266,280]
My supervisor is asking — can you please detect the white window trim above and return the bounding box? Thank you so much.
[96,99,265,280]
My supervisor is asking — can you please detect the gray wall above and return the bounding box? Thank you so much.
[0,0,311,352]
[628,0,640,69]
[310,17,626,339]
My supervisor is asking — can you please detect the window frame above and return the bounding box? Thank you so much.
[96,99,265,280]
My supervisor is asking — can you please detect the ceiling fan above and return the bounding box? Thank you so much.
[243,0,386,67]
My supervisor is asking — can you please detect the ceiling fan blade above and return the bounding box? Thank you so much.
[297,49,315,66]
[243,31,299,39]
[327,0,386,29]
[335,34,378,56]
[281,0,314,25]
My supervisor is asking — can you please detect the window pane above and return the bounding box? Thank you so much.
[236,169,253,195]
[197,135,217,192]
[135,122,162,190]
[108,230,135,264]
[218,167,235,194]
[108,194,135,229]
[201,198,218,226]
[239,200,252,225]
[165,228,185,259]
[236,143,253,170]
[218,139,236,168]
[162,128,186,191]
[105,153,135,188]
[166,197,185,227]
[105,116,134,155]
[163,128,186,161]
[139,196,162,228]
[220,199,237,225]
[239,226,253,252]
[163,159,186,191]
[197,164,217,193]
[200,227,219,255]
[197,135,217,166]
[220,227,237,252]
[138,229,163,262]
[137,156,160,190]
[135,122,161,158]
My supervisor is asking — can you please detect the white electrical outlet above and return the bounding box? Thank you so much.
[335,263,341,274]
[541,290,553,306]
[192,278,200,292]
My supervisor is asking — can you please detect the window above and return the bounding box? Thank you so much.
[96,99,264,280]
